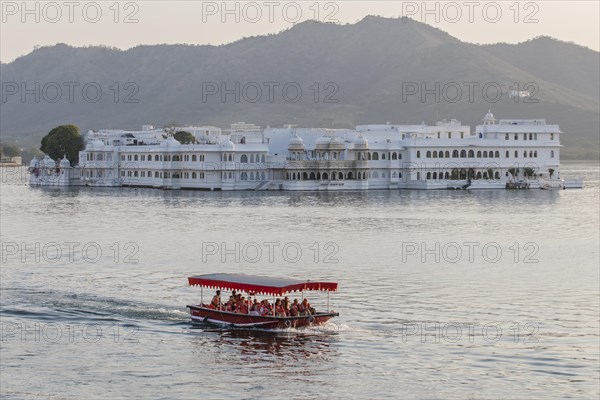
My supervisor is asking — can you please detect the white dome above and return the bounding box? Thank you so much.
[483,109,495,121]
[355,135,368,146]
[220,139,235,150]
[315,135,331,146]
[41,155,55,168]
[288,135,304,146]
[59,155,71,168]
[29,157,39,168]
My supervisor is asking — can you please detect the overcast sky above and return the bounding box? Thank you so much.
[1,1,598,62]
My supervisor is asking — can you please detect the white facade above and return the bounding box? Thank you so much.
[29,112,564,191]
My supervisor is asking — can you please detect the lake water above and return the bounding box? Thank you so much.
[1,162,598,399]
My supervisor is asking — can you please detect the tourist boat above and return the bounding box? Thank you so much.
[186,273,339,329]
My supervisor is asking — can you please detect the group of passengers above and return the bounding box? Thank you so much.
[207,290,316,316]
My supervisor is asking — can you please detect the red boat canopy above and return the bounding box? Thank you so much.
[188,273,338,296]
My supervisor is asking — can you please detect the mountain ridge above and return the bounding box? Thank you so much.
[1,16,598,159]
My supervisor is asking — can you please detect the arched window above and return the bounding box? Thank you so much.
[250,154,255,163]
[392,152,397,160]
[372,152,379,160]
[309,172,316,180]
[529,133,533,140]
[495,171,500,179]
[495,151,500,158]
[338,172,343,180]
[426,151,432,158]
[192,172,197,179]
[417,151,421,158]
[551,150,555,158]
[524,151,527,158]
[432,172,437,180]
[426,172,431,180]
[445,172,450,179]
[476,171,482,179]
[322,172,329,180]
[381,153,386,160]
[241,154,248,163]
[534,151,537,157]
[529,151,533,157]
[303,172,308,180]
[505,151,509,158]
[285,172,289,180]
[348,172,354,179]
[317,172,321,180]
[468,150,474,158]
[515,150,518,158]
[460,150,467,158]
[477,151,482,158]
[367,153,372,160]
[417,172,421,180]
[452,150,459,158]
[432,151,438,158]
[444,151,449,158]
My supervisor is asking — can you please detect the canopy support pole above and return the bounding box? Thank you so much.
[327,291,330,312]
[201,287,203,305]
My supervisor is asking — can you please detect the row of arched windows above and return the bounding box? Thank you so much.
[416,149,540,159]
[356,152,401,161]
[423,170,501,180]
[240,154,266,163]
[240,171,267,181]
[285,170,403,181]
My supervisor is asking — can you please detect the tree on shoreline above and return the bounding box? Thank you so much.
[40,125,84,164]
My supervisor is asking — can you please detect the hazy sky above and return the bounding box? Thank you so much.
[1,0,598,62]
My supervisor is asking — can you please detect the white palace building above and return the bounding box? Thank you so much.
[29,111,570,191]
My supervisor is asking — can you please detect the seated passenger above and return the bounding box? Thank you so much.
[301,298,316,315]
[210,290,221,309]
[238,297,248,314]
[274,298,286,317]
[259,300,271,316]
[290,299,300,316]
[249,299,260,316]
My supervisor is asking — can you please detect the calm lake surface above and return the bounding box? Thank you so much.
[1,161,598,399]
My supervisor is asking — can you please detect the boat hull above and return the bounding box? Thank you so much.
[187,305,338,329]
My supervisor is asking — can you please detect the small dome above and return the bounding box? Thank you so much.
[355,135,368,147]
[483,109,495,121]
[60,155,71,168]
[315,135,331,146]
[41,155,55,168]
[329,136,345,148]
[288,134,304,147]
[220,139,235,150]
[29,157,39,168]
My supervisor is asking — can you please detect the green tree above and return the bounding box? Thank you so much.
[174,130,196,144]
[40,125,84,164]
[524,167,535,178]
